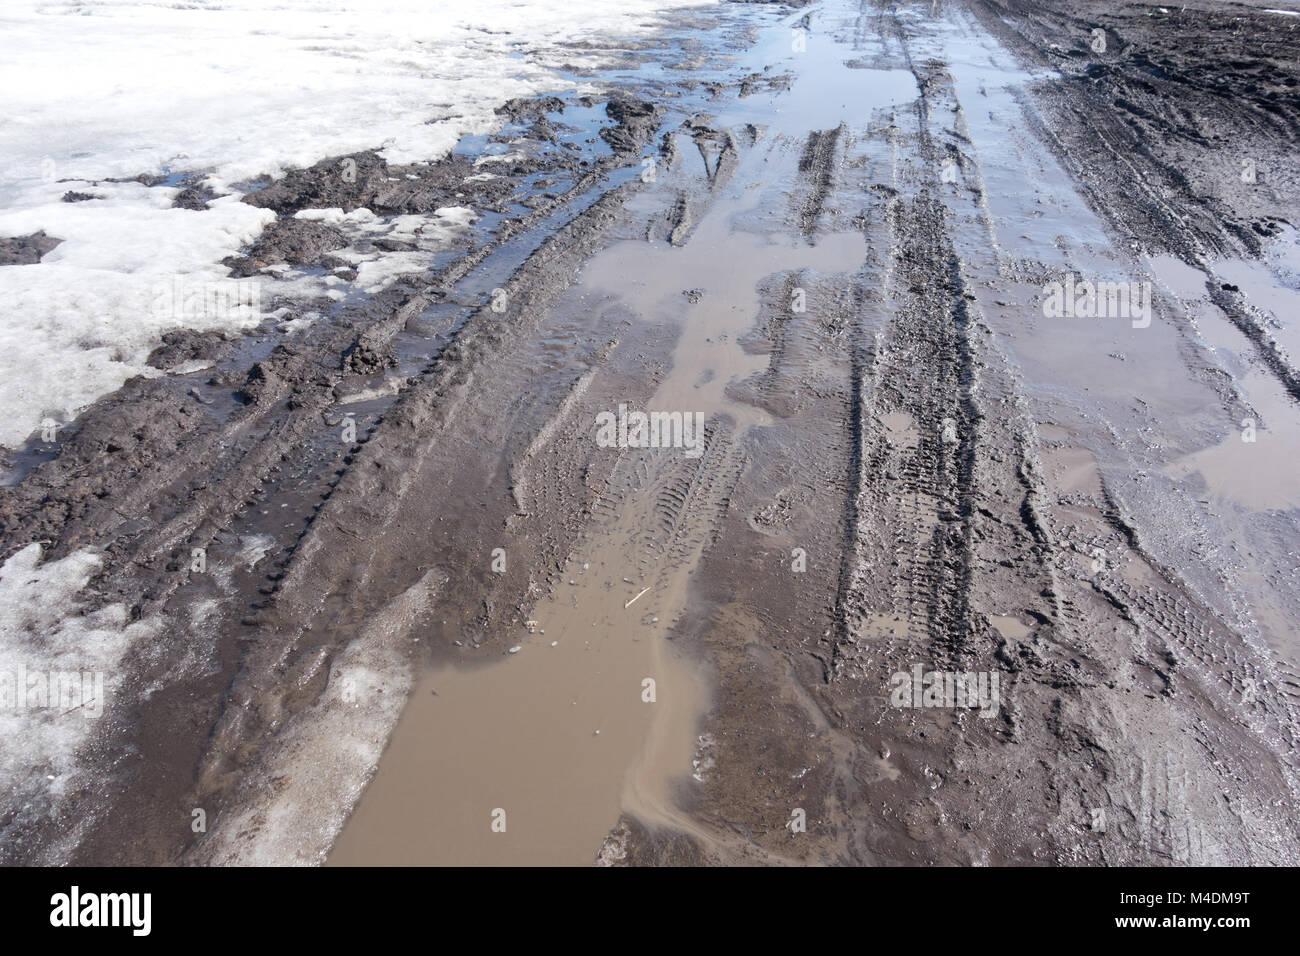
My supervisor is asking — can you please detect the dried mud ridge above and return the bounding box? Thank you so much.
[2,0,1298,866]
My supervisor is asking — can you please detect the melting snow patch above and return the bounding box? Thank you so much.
[0,543,158,845]
[0,187,271,448]
[235,534,277,573]
[189,570,445,865]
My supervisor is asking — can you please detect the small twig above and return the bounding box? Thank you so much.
[59,698,96,718]
[624,587,650,609]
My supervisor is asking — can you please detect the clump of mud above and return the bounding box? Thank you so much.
[0,231,62,266]
[223,219,348,276]
[601,96,665,153]
[172,184,217,211]
[242,150,514,218]
[146,330,235,372]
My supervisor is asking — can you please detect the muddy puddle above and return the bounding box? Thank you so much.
[1144,252,1300,511]
[1167,365,1300,511]
[326,539,708,866]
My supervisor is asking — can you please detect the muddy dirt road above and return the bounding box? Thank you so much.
[3,0,1299,866]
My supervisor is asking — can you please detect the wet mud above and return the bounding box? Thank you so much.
[2,0,1298,867]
